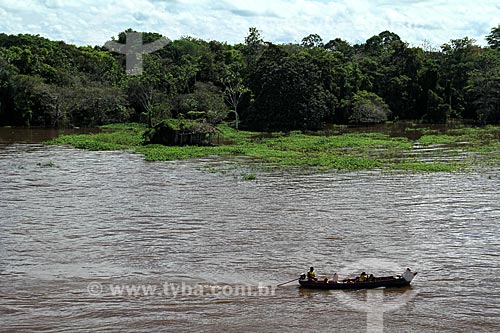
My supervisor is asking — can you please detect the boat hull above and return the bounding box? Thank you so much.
[298,276,414,290]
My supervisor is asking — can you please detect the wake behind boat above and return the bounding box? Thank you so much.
[298,268,417,290]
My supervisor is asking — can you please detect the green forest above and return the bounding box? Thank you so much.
[1,26,500,131]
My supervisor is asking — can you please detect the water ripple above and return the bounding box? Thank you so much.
[0,145,499,332]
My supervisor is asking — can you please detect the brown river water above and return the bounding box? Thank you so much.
[0,129,499,332]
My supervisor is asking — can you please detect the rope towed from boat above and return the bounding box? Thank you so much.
[277,276,301,287]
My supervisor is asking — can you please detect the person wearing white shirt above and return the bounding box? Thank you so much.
[402,268,415,281]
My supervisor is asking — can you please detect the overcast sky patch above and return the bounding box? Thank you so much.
[0,0,498,47]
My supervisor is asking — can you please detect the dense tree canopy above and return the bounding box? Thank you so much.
[1,26,500,130]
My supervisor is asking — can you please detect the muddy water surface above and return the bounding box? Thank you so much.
[0,132,499,332]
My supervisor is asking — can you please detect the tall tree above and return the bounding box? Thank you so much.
[356,31,422,119]
[243,27,265,73]
[222,63,248,129]
[324,38,354,59]
[301,34,323,48]
[440,37,481,119]
[465,48,500,124]
[486,24,500,49]
[246,45,330,131]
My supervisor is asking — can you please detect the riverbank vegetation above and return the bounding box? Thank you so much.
[2,25,500,131]
[4,26,500,171]
[47,123,500,172]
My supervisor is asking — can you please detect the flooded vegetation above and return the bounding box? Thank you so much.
[46,123,500,172]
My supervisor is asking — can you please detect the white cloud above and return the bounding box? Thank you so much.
[0,0,498,47]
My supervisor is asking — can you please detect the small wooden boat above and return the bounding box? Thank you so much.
[298,271,417,290]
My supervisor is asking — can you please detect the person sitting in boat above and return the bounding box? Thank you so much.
[358,272,368,282]
[307,267,317,281]
[332,272,338,283]
[402,268,415,281]
[368,274,375,282]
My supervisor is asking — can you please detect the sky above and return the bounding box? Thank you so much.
[0,0,499,48]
